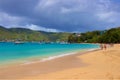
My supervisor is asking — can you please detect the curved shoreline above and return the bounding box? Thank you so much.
[22,48,99,65]
[0,47,100,79]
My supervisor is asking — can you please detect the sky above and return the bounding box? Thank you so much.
[0,0,120,32]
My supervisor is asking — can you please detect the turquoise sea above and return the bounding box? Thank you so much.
[0,42,100,65]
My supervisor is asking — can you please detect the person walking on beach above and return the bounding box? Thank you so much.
[100,44,107,50]
[103,44,107,50]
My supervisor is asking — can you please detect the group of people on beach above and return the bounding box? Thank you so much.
[100,43,114,50]
[100,44,107,50]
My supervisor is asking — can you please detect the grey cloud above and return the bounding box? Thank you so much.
[0,0,120,32]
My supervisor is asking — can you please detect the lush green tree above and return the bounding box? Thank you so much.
[99,28,120,43]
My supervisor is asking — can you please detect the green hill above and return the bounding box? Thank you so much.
[0,26,70,42]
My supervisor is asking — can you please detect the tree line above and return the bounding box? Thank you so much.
[68,27,120,43]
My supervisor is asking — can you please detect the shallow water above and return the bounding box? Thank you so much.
[0,42,99,65]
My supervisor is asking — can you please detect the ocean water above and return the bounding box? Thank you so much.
[0,42,99,65]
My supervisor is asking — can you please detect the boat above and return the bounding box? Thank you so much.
[14,41,24,44]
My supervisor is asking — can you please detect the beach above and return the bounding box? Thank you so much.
[0,44,120,80]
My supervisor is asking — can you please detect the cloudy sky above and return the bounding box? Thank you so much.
[0,0,120,32]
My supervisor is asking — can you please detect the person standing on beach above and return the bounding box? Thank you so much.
[100,44,103,50]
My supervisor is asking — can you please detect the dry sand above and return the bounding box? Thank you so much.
[0,44,120,80]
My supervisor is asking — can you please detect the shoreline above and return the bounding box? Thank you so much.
[0,47,99,67]
[0,47,100,79]
[22,48,99,65]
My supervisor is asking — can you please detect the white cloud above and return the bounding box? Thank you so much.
[0,12,25,27]
[24,24,60,32]
[36,0,59,10]
[97,11,120,23]
[61,7,71,14]
[0,12,61,32]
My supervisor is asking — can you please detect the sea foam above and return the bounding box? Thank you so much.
[22,48,99,65]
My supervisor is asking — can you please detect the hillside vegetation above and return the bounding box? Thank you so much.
[68,27,120,43]
[0,26,70,42]
[0,26,120,43]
